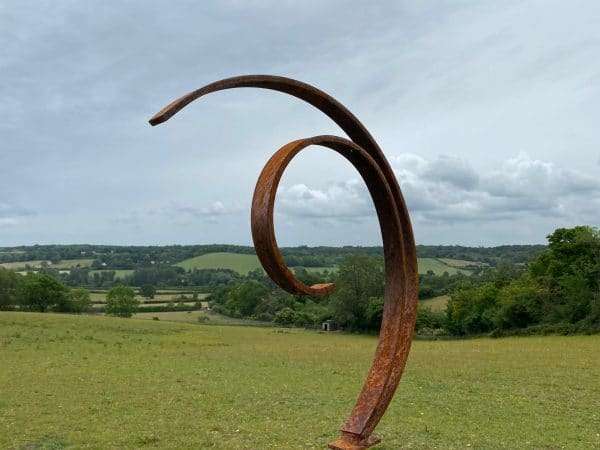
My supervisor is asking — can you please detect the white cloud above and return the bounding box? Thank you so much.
[1,1,599,245]
[170,201,241,218]
[278,181,372,220]
[274,153,600,226]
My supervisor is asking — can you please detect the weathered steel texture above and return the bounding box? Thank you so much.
[149,75,419,450]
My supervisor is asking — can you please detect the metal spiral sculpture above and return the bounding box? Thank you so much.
[149,75,419,450]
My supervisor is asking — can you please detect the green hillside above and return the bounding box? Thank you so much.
[175,252,263,273]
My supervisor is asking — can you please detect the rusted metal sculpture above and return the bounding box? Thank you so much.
[149,75,419,450]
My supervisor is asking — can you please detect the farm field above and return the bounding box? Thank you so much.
[298,266,338,274]
[417,258,468,275]
[0,258,94,270]
[89,269,134,279]
[174,252,474,276]
[438,258,487,268]
[89,291,210,305]
[89,291,209,302]
[1,312,598,449]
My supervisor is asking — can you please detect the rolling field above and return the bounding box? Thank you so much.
[174,252,473,276]
[175,252,263,274]
[1,312,598,449]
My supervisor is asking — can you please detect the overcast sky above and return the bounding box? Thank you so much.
[1,1,599,247]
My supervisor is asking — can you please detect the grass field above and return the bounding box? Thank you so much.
[417,258,468,275]
[175,252,263,274]
[1,312,598,449]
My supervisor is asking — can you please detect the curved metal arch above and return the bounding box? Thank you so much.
[149,75,419,450]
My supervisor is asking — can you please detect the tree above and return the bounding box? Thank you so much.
[225,281,269,317]
[330,255,384,330]
[446,282,499,335]
[17,273,69,312]
[140,284,156,299]
[529,226,600,325]
[493,275,545,330]
[365,297,384,330]
[105,285,138,317]
[68,288,92,314]
[0,267,21,310]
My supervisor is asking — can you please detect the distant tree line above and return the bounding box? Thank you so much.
[52,267,241,289]
[2,226,596,337]
[0,243,546,269]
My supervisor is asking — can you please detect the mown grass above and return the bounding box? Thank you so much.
[1,312,598,449]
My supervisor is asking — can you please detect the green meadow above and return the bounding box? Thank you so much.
[175,252,263,274]
[1,312,598,449]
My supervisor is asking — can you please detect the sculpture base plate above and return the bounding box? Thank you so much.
[328,434,381,450]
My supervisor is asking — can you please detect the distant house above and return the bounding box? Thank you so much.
[321,320,338,332]
[200,301,210,311]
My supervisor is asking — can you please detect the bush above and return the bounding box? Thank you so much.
[446,283,499,336]
[0,267,20,310]
[140,284,156,299]
[105,285,138,317]
[197,314,210,323]
[274,307,298,326]
[415,306,446,333]
[294,311,317,327]
[254,312,274,322]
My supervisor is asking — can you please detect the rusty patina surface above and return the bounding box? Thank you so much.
[149,75,419,449]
